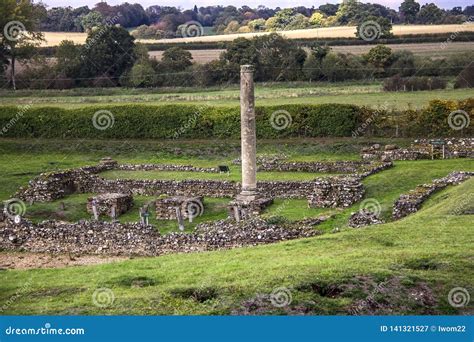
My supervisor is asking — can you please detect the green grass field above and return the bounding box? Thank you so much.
[0,81,471,110]
[0,138,473,315]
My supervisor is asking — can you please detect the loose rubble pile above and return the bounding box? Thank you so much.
[86,193,133,218]
[392,171,473,220]
[0,216,325,256]
[155,196,204,220]
[361,138,474,161]
[348,210,384,228]
[308,177,364,208]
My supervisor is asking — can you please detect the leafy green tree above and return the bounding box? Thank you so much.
[81,11,104,32]
[285,13,311,30]
[265,9,295,30]
[248,18,265,31]
[399,0,420,23]
[0,0,45,89]
[309,12,324,26]
[224,20,240,33]
[253,33,306,81]
[79,25,136,83]
[303,44,330,81]
[321,53,364,82]
[364,45,393,75]
[417,3,443,24]
[387,50,416,77]
[125,62,156,87]
[454,64,474,88]
[162,47,192,67]
[55,40,81,79]
[221,38,258,66]
[318,4,339,16]
[356,16,392,41]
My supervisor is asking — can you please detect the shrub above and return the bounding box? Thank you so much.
[383,75,447,91]
[454,64,474,89]
[0,104,363,139]
[0,101,471,139]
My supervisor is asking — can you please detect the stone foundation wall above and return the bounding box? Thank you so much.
[116,164,219,173]
[16,164,115,203]
[348,210,384,228]
[256,160,390,175]
[0,216,325,256]
[392,171,473,220]
[86,193,133,218]
[308,177,364,208]
[361,138,474,161]
[15,161,367,208]
[155,196,204,220]
[227,198,273,220]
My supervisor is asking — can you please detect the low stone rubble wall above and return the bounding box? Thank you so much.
[86,193,133,218]
[412,138,474,158]
[348,210,384,228]
[227,198,274,220]
[392,171,473,220]
[16,164,366,208]
[0,216,325,256]
[308,177,364,208]
[116,164,219,173]
[361,138,474,161]
[257,160,390,175]
[16,164,114,203]
[155,196,204,220]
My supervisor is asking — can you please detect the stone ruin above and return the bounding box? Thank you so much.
[361,144,429,161]
[392,171,473,220]
[227,197,273,221]
[155,196,204,220]
[361,138,474,161]
[308,177,364,208]
[86,193,133,218]
[14,166,367,209]
[348,210,384,228]
[0,216,327,256]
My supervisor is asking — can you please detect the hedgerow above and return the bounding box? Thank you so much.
[0,100,471,139]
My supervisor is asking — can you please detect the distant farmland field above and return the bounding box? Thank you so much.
[148,42,473,64]
[41,24,474,47]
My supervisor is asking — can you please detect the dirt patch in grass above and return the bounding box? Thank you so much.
[345,276,437,315]
[0,252,127,270]
[231,294,313,315]
[296,280,344,298]
[233,275,438,315]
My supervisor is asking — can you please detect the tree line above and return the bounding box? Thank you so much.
[1,0,473,90]
[36,0,474,36]
[6,27,474,90]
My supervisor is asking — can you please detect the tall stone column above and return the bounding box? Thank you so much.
[238,65,258,201]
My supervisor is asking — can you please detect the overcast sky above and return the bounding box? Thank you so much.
[39,0,472,11]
